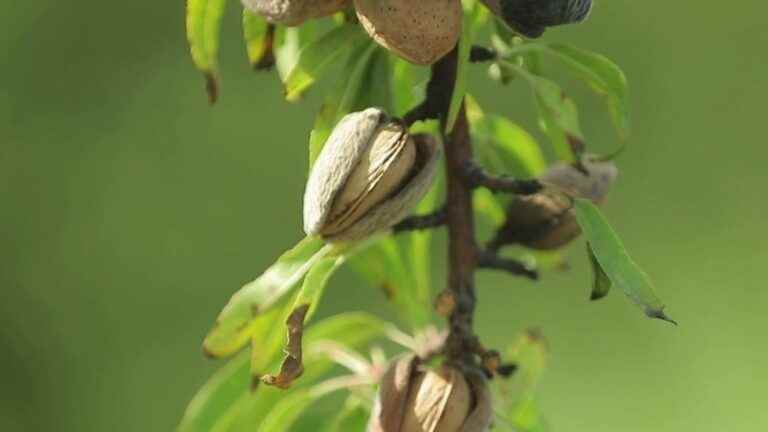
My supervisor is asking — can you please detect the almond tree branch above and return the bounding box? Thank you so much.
[393,206,447,233]
[477,249,539,280]
[424,48,480,367]
[462,161,543,195]
[410,46,541,369]
[469,45,498,63]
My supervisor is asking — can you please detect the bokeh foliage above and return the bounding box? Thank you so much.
[3,0,768,431]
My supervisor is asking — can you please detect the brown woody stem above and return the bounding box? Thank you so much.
[477,249,539,280]
[407,46,540,369]
[393,206,447,233]
[424,48,479,367]
[463,161,543,195]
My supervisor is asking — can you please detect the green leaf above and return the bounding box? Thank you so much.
[226,313,387,430]
[473,113,546,179]
[587,243,611,300]
[308,41,379,170]
[379,238,431,329]
[509,397,547,432]
[293,255,347,320]
[509,43,630,138]
[260,237,383,388]
[408,174,442,310]
[242,11,273,69]
[572,199,676,324]
[321,398,370,432]
[355,47,394,112]
[283,24,369,102]
[180,312,387,432]
[446,0,488,132]
[255,388,317,432]
[494,329,549,432]
[178,351,250,432]
[544,44,629,138]
[473,188,506,227]
[202,236,330,358]
[391,58,420,114]
[185,0,228,104]
[349,236,430,330]
[502,60,584,163]
[275,27,301,81]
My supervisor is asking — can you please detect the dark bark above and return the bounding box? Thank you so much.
[424,49,480,366]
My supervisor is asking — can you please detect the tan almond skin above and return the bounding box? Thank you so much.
[504,156,618,250]
[354,0,462,65]
[505,191,581,251]
[323,123,416,236]
[242,0,350,26]
[399,366,472,432]
[304,108,442,242]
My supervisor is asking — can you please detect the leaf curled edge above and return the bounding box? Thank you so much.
[202,236,328,359]
[573,199,676,325]
[587,243,611,301]
[261,304,309,389]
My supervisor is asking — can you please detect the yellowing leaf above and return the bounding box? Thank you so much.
[186,0,228,104]
[202,237,329,358]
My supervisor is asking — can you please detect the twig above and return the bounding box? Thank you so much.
[477,249,539,280]
[486,217,560,253]
[463,161,542,195]
[393,206,447,233]
[469,46,498,63]
[401,103,427,127]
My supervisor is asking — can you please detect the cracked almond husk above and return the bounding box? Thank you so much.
[368,356,493,432]
[353,0,462,65]
[303,108,441,242]
[500,156,617,250]
[241,0,350,26]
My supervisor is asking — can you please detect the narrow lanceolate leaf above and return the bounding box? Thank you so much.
[283,24,369,102]
[224,314,387,432]
[177,351,250,432]
[308,41,379,170]
[510,43,630,138]
[408,171,442,311]
[573,199,676,324]
[391,58,419,115]
[494,329,549,432]
[255,388,317,432]
[203,236,329,358]
[180,313,387,432]
[503,60,584,162]
[545,44,629,138]
[587,243,611,301]
[258,237,381,388]
[242,11,275,69]
[472,112,546,178]
[186,0,228,104]
[446,0,488,132]
[321,398,370,431]
[275,27,302,81]
[260,252,349,388]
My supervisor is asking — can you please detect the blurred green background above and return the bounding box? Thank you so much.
[2,0,767,431]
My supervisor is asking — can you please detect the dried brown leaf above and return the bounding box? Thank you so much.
[260,304,309,389]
